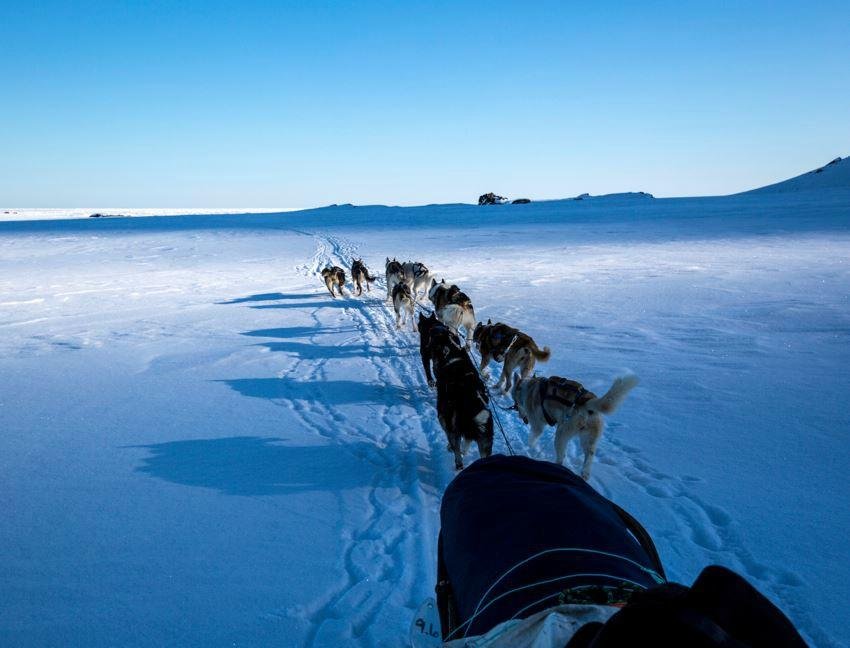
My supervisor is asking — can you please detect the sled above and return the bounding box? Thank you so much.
[409,597,442,648]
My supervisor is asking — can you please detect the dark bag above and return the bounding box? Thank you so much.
[567,565,807,647]
[436,455,665,640]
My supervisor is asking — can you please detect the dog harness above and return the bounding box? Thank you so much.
[539,377,596,426]
[483,324,519,362]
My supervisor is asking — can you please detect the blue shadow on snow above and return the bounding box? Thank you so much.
[220,378,424,404]
[253,341,415,360]
[217,292,320,304]
[130,436,372,496]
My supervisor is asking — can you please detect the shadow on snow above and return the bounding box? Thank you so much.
[252,340,415,360]
[217,292,321,304]
[129,436,373,496]
[242,326,360,339]
[219,378,424,404]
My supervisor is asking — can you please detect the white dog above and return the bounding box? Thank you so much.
[511,374,639,480]
[392,283,417,332]
[402,261,431,301]
[385,257,405,301]
[428,279,476,348]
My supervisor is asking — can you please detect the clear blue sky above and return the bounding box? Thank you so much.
[2,1,848,207]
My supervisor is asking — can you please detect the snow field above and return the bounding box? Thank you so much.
[1,194,848,646]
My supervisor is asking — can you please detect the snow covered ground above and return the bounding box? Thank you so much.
[0,207,297,222]
[1,190,849,646]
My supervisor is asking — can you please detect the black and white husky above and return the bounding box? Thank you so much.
[402,261,431,301]
[511,374,638,480]
[428,278,476,348]
[385,257,404,301]
[392,283,417,331]
[419,312,493,470]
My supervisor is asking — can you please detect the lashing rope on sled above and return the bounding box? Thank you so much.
[449,547,666,640]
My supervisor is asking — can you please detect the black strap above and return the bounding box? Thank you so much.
[435,533,459,639]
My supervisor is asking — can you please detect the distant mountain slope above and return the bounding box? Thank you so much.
[743,156,850,194]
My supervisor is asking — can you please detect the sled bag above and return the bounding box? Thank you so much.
[437,454,665,639]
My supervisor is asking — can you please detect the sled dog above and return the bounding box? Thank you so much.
[385,257,404,301]
[473,319,551,392]
[321,266,346,298]
[351,258,375,296]
[402,261,431,301]
[428,279,476,348]
[392,283,417,332]
[419,312,493,470]
[511,374,639,480]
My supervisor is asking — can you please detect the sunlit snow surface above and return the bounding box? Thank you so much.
[1,192,848,646]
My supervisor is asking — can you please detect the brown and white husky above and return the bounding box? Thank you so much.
[473,319,551,392]
[321,266,346,298]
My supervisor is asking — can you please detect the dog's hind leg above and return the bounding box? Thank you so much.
[527,421,545,454]
[554,418,580,466]
[579,421,602,480]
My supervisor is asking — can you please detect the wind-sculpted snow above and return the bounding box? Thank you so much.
[0,194,848,646]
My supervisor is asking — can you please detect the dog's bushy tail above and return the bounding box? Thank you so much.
[530,341,551,361]
[587,374,639,415]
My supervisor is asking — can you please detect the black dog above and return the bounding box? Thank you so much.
[419,312,494,470]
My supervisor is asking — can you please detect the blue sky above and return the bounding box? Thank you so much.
[2,1,848,207]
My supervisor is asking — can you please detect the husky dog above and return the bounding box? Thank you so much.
[428,279,476,348]
[419,312,493,470]
[473,319,551,392]
[392,283,417,331]
[402,261,431,301]
[385,257,404,301]
[321,265,346,298]
[351,258,375,296]
[511,374,639,480]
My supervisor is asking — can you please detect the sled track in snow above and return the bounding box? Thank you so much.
[254,233,822,646]
[260,235,457,646]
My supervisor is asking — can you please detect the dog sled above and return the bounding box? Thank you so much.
[412,455,806,647]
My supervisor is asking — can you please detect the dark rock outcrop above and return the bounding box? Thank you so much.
[478,193,507,205]
[511,198,531,204]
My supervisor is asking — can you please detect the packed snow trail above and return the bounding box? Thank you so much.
[277,234,824,646]
[240,234,459,645]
